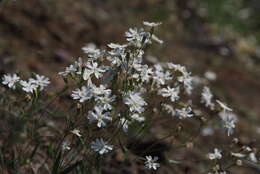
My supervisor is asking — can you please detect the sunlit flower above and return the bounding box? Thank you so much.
[2,74,20,89]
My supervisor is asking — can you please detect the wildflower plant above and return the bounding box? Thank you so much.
[0,21,259,174]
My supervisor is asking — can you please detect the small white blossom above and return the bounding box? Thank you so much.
[2,74,20,89]
[29,74,50,91]
[219,111,237,136]
[144,156,160,170]
[130,113,145,122]
[92,84,111,96]
[159,86,180,102]
[71,86,93,103]
[82,43,102,59]
[139,65,153,83]
[124,91,147,113]
[176,106,193,119]
[91,138,113,155]
[125,28,149,47]
[178,71,193,95]
[84,61,106,80]
[88,106,112,128]
[208,148,222,160]
[167,63,186,73]
[201,86,215,110]
[153,64,172,86]
[95,94,115,111]
[20,80,38,93]
[59,64,77,76]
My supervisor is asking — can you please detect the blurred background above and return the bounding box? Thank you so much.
[0,0,260,172]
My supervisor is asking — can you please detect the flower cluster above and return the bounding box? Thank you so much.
[2,21,257,173]
[2,73,50,93]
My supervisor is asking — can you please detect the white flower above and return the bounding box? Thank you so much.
[88,106,112,128]
[92,84,111,96]
[91,138,113,155]
[59,64,77,76]
[153,64,172,86]
[208,148,222,160]
[71,86,93,103]
[159,86,180,102]
[29,74,50,91]
[82,43,102,59]
[167,63,186,73]
[70,129,82,137]
[201,86,215,110]
[84,61,106,79]
[178,71,193,95]
[2,74,20,89]
[130,113,145,122]
[125,28,149,47]
[124,91,147,113]
[143,21,162,27]
[219,111,237,136]
[139,65,153,83]
[176,106,193,119]
[144,156,160,170]
[95,94,115,111]
[20,80,38,93]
